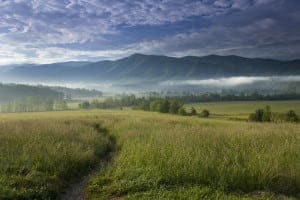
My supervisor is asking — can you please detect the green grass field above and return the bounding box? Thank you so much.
[186,100,300,120]
[0,118,114,199]
[0,101,299,199]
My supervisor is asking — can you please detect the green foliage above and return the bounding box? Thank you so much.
[169,100,182,114]
[249,106,275,122]
[190,107,197,115]
[79,101,90,109]
[178,107,187,116]
[200,109,210,117]
[149,100,161,112]
[262,105,272,122]
[0,83,62,103]
[249,109,264,122]
[158,100,170,113]
[285,110,299,122]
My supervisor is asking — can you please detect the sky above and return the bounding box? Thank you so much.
[0,0,300,65]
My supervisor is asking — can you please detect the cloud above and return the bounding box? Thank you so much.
[160,76,300,87]
[0,0,236,44]
[0,0,299,64]
[1,0,276,45]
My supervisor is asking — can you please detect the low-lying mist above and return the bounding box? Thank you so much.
[160,76,300,87]
[1,75,300,94]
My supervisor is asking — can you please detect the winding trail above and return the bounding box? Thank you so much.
[61,152,114,200]
[61,124,116,200]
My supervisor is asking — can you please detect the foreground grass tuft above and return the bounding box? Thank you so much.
[0,119,114,199]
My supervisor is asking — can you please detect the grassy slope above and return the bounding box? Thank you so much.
[0,117,114,199]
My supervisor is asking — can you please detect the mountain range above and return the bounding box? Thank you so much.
[1,54,300,82]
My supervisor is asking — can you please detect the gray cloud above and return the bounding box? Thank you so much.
[0,0,299,64]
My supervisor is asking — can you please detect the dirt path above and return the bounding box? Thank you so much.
[61,152,114,200]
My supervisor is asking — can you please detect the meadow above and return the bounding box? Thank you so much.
[0,117,114,199]
[0,100,299,199]
[186,100,300,120]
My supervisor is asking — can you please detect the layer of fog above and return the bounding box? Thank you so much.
[1,75,300,94]
[160,76,300,87]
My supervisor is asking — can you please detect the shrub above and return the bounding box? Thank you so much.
[200,109,210,118]
[149,100,161,112]
[285,110,299,122]
[249,109,264,122]
[262,105,271,122]
[79,101,90,109]
[178,107,187,116]
[158,100,170,113]
[169,100,182,114]
[190,107,197,115]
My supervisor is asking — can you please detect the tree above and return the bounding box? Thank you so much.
[169,100,181,114]
[79,101,90,109]
[158,99,170,113]
[150,100,161,112]
[249,109,264,122]
[190,107,197,115]
[178,107,187,116]
[200,109,210,117]
[262,105,271,122]
[285,110,299,122]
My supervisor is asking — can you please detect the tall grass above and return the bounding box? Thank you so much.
[0,108,298,199]
[87,112,300,199]
[0,119,113,199]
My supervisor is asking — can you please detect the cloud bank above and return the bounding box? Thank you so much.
[161,76,300,87]
[0,0,299,65]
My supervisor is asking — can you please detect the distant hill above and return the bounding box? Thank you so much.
[2,54,300,82]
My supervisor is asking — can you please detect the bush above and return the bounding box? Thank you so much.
[158,100,170,113]
[262,105,272,122]
[190,107,197,115]
[79,101,90,109]
[285,110,299,122]
[200,109,210,118]
[169,100,182,114]
[150,100,170,113]
[178,107,187,116]
[249,109,264,122]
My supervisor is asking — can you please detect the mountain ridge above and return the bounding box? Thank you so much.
[2,54,300,82]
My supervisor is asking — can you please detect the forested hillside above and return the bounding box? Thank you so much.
[0,83,62,103]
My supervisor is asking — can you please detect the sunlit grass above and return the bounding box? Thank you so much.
[0,104,299,199]
[87,111,300,199]
[186,100,300,120]
[0,118,113,199]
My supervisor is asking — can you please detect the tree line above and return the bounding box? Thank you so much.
[249,106,299,123]
[1,96,68,113]
[79,95,211,117]
[0,83,63,103]
[159,92,300,103]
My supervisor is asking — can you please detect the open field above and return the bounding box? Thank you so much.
[87,111,300,199]
[186,100,300,120]
[0,101,299,199]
